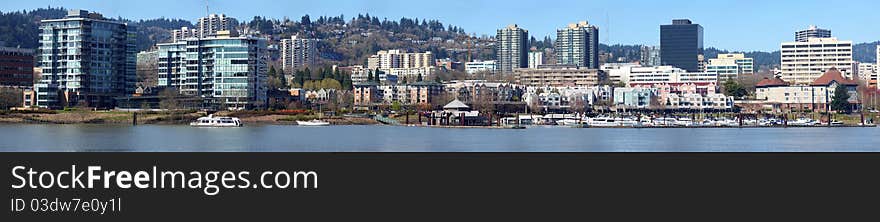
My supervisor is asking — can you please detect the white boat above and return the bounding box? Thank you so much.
[652,117,677,126]
[697,119,715,127]
[675,118,694,127]
[555,119,581,126]
[190,114,242,127]
[297,119,331,126]
[615,117,639,127]
[587,117,620,127]
[639,118,653,127]
[717,118,739,127]
[790,118,819,126]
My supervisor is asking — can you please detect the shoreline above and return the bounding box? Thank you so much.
[1,110,875,129]
[0,120,875,129]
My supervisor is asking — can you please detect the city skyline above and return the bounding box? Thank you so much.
[2,0,879,52]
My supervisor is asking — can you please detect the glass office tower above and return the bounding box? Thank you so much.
[660,19,703,72]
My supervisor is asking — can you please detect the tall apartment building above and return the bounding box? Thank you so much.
[281,35,318,74]
[171,27,199,42]
[780,37,853,85]
[198,13,238,37]
[660,19,703,72]
[157,31,268,110]
[528,51,544,69]
[496,24,529,74]
[555,21,599,69]
[795,25,831,42]
[640,46,661,66]
[706,53,754,80]
[0,47,35,87]
[35,10,136,109]
[171,14,238,41]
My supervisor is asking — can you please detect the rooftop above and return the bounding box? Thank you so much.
[755,77,790,87]
[810,68,858,86]
[443,99,469,110]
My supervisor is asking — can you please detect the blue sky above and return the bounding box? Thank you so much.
[3,0,878,51]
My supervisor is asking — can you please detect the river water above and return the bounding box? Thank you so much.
[0,124,878,152]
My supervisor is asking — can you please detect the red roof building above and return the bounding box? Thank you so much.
[755,77,790,88]
[810,67,858,86]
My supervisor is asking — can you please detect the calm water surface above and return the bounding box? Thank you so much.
[0,124,878,152]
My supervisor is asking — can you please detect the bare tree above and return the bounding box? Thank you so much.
[0,88,22,110]
[570,96,586,113]
[472,93,495,114]
[158,88,181,110]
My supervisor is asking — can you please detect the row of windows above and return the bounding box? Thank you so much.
[782,44,851,48]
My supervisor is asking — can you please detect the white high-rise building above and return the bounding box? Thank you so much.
[706,53,754,80]
[197,13,238,37]
[157,32,268,110]
[171,27,200,42]
[281,36,318,74]
[171,13,238,42]
[780,37,853,85]
[555,21,599,69]
[528,51,544,69]
[795,25,831,42]
[35,10,136,109]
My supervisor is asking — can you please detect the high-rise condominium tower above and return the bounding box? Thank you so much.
[35,9,136,109]
[555,21,599,69]
[795,25,831,42]
[496,24,529,74]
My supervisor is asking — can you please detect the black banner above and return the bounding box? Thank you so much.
[3,153,879,221]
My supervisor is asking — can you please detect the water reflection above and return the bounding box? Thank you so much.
[0,124,878,152]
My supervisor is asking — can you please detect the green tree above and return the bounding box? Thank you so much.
[367,70,375,83]
[303,81,315,90]
[268,65,277,77]
[293,70,306,87]
[417,74,423,82]
[342,73,353,90]
[333,69,342,82]
[320,78,343,90]
[723,78,748,98]
[830,84,852,113]
[391,101,402,111]
[303,67,313,81]
[321,67,332,80]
